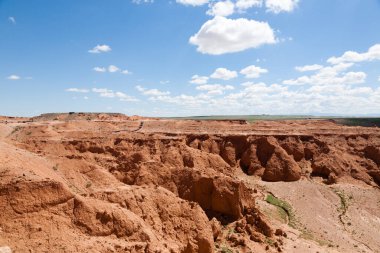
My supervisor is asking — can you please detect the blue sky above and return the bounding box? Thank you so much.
[1,0,380,116]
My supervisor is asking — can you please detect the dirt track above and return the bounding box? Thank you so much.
[0,114,379,253]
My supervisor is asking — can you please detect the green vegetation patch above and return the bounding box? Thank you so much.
[334,190,349,215]
[300,230,330,246]
[334,118,380,127]
[265,194,297,228]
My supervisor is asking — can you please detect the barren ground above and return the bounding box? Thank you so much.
[0,113,379,253]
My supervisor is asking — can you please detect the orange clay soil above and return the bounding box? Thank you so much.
[0,113,379,253]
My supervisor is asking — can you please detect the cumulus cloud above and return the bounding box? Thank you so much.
[207,0,235,17]
[210,68,238,80]
[196,84,234,95]
[65,88,89,93]
[136,85,170,96]
[7,75,20,80]
[240,65,268,78]
[189,16,276,55]
[176,0,209,6]
[265,0,299,13]
[295,64,323,72]
[327,44,380,65]
[190,75,209,85]
[88,44,112,54]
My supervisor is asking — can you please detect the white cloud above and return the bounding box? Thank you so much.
[7,75,20,80]
[88,44,112,54]
[115,92,139,101]
[94,65,131,74]
[136,78,380,116]
[295,64,323,72]
[210,67,238,80]
[176,0,209,6]
[122,44,380,115]
[327,44,380,65]
[8,17,16,24]
[65,88,89,93]
[240,82,287,94]
[93,67,106,72]
[108,65,120,73]
[92,88,138,101]
[196,84,234,95]
[378,76,380,82]
[84,96,89,100]
[236,0,262,10]
[207,1,235,17]
[265,0,299,13]
[283,63,366,86]
[132,0,154,4]
[240,65,268,78]
[92,88,114,97]
[189,16,276,55]
[136,85,170,96]
[190,75,209,85]
[148,93,211,109]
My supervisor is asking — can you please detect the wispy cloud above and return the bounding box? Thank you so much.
[122,70,131,75]
[196,84,234,95]
[7,75,20,80]
[93,67,106,72]
[176,0,209,6]
[8,17,16,24]
[132,0,154,4]
[295,64,323,72]
[65,88,90,93]
[92,88,138,102]
[93,65,131,74]
[136,85,170,96]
